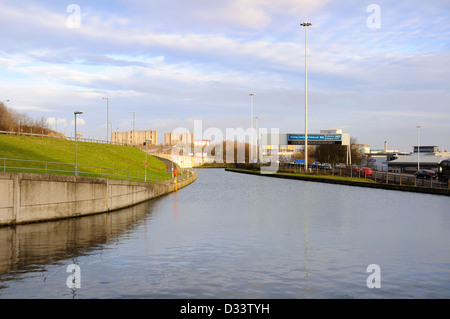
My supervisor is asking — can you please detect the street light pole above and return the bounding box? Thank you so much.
[103,97,109,143]
[255,116,259,163]
[417,125,421,170]
[74,111,83,176]
[145,138,152,182]
[300,22,312,172]
[249,93,254,163]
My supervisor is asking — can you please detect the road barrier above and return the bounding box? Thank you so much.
[274,164,450,190]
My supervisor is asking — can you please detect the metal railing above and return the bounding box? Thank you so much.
[0,157,180,184]
[275,164,450,190]
[0,130,131,146]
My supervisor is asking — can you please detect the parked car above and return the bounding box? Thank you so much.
[359,167,373,176]
[311,162,321,169]
[335,163,346,169]
[414,169,438,179]
[438,160,450,182]
[319,163,332,170]
[350,164,359,171]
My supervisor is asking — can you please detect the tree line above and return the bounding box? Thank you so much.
[0,102,53,135]
[180,138,364,165]
[291,138,364,165]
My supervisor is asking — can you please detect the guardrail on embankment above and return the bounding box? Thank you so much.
[272,164,450,190]
[0,157,173,184]
[0,130,130,146]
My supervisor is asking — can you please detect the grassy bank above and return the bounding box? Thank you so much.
[0,134,170,180]
[226,167,450,196]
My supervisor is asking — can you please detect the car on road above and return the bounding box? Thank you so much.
[359,167,373,176]
[414,169,438,179]
[335,163,346,169]
[319,163,332,170]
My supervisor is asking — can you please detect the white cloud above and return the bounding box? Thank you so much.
[45,117,68,127]
[71,118,86,126]
[0,0,449,149]
[122,0,331,31]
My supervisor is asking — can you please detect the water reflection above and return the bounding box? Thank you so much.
[302,182,311,299]
[0,201,153,280]
[1,169,450,299]
[173,191,178,219]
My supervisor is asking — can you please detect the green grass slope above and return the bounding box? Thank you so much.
[0,134,170,181]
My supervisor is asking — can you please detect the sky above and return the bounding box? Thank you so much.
[0,0,449,152]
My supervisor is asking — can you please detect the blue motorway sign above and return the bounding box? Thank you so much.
[288,134,342,142]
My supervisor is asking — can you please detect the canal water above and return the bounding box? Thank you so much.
[0,169,449,299]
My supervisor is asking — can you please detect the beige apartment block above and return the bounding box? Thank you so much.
[164,132,194,146]
[112,130,158,146]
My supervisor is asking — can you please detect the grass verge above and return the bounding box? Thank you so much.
[0,134,170,180]
[225,167,450,196]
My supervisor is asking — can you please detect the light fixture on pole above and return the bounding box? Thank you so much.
[74,111,83,177]
[102,97,109,143]
[249,93,254,163]
[417,125,421,171]
[300,21,312,172]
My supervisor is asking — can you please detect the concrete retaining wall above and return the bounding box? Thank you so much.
[0,171,197,226]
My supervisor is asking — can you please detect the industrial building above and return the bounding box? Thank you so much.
[388,146,450,173]
[164,132,194,146]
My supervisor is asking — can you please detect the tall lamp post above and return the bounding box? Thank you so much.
[102,97,109,143]
[249,93,254,163]
[255,116,259,164]
[417,125,421,171]
[300,22,312,172]
[74,111,83,176]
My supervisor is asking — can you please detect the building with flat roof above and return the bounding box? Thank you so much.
[112,130,158,146]
[388,153,450,173]
[164,132,194,146]
[413,146,438,153]
[387,145,450,173]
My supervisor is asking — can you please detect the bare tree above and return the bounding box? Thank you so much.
[0,102,52,134]
[291,145,315,163]
[313,137,364,165]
